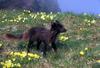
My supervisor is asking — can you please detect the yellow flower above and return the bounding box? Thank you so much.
[85,47,88,51]
[46,15,50,18]
[91,20,96,24]
[21,51,27,57]
[5,19,7,21]
[0,43,2,47]
[14,52,20,56]
[28,53,34,57]
[28,53,40,59]
[88,23,91,26]
[9,20,13,22]
[80,51,85,56]
[96,60,100,63]
[2,21,5,23]
[28,57,31,60]
[12,58,16,61]
[18,17,22,21]
[10,52,14,55]
[84,19,88,22]
[27,10,31,13]
[14,19,17,22]
[64,37,69,40]
[34,15,37,19]
[22,20,25,22]
[0,62,4,65]
[50,16,54,20]
[16,63,21,67]
[24,10,26,12]
[5,60,12,68]
[41,15,45,20]
[59,36,69,41]
[37,12,39,15]
[33,54,40,59]
[87,20,90,23]
[79,28,83,31]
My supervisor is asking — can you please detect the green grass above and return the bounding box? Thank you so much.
[0,10,100,68]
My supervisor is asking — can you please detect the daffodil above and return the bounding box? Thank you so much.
[41,15,45,20]
[14,19,17,22]
[28,53,35,57]
[88,23,91,26]
[80,51,85,56]
[33,54,40,59]
[12,58,16,61]
[5,19,7,21]
[5,60,12,68]
[1,60,21,68]
[50,16,54,20]
[79,28,83,31]
[16,63,21,67]
[27,10,31,13]
[84,19,88,22]
[91,20,96,24]
[10,51,14,55]
[28,57,31,60]
[96,60,100,63]
[14,52,21,56]
[1,21,5,23]
[87,20,90,23]
[18,17,22,21]
[34,15,37,19]
[37,12,39,15]
[9,20,13,22]
[85,47,88,51]
[22,20,25,22]
[59,36,69,41]
[28,53,40,59]
[0,43,2,47]
[21,51,27,57]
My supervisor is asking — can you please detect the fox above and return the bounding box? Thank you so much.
[3,20,66,56]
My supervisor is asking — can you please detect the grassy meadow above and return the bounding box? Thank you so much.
[0,10,100,68]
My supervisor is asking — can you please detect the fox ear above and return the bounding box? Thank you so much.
[51,20,60,26]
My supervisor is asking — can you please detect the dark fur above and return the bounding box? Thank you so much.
[4,20,66,56]
[27,20,66,56]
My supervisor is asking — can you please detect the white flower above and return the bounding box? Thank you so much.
[91,20,96,24]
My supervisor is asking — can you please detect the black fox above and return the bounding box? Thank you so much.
[4,20,66,56]
[27,20,66,56]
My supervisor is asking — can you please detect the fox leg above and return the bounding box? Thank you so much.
[51,41,57,52]
[27,39,33,53]
[37,40,41,50]
[42,41,48,57]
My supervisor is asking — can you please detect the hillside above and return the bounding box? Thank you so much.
[0,10,100,68]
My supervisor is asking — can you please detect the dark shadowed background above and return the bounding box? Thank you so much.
[0,0,100,14]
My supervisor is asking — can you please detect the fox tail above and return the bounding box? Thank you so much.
[4,33,22,40]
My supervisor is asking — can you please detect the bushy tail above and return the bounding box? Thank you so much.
[2,31,29,41]
[4,33,22,40]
